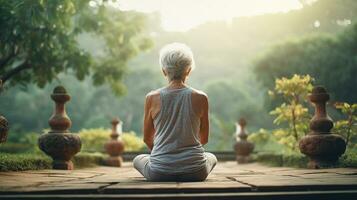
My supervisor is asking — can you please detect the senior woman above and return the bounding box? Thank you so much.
[133,43,217,182]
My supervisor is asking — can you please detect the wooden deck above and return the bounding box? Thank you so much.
[1,161,357,199]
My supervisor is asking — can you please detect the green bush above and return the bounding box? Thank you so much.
[253,153,283,167]
[254,152,308,168]
[282,154,308,168]
[122,132,146,151]
[72,152,105,168]
[0,153,51,171]
[0,132,45,153]
[248,129,286,153]
[0,152,107,171]
[78,128,109,152]
[0,142,34,153]
[78,128,145,152]
[339,150,357,168]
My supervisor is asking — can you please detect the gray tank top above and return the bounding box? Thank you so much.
[150,87,206,174]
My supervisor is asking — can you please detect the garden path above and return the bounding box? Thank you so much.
[1,162,357,199]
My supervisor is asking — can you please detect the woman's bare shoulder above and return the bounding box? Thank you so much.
[190,88,208,101]
[145,88,162,102]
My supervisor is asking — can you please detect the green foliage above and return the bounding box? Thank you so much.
[339,149,357,168]
[0,132,42,153]
[0,152,106,171]
[78,128,110,152]
[248,129,286,153]
[0,153,51,171]
[78,128,145,152]
[272,129,298,153]
[72,152,105,168]
[123,132,146,152]
[0,142,33,153]
[334,102,357,148]
[2,0,357,151]
[269,75,313,151]
[0,68,163,135]
[254,23,357,104]
[255,150,357,168]
[254,152,308,168]
[0,0,152,94]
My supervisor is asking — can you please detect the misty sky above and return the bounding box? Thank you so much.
[117,0,303,31]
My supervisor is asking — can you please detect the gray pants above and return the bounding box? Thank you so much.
[133,152,217,182]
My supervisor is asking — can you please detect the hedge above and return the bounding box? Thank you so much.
[0,152,106,171]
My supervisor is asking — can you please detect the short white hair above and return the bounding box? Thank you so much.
[159,43,195,80]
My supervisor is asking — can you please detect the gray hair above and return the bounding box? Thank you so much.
[159,43,195,81]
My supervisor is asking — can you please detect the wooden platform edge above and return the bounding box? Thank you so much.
[1,190,357,200]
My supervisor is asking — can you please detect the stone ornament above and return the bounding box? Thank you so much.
[0,80,9,143]
[0,115,9,143]
[234,118,254,164]
[104,118,125,167]
[38,86,81,170]
[299,86,346,169]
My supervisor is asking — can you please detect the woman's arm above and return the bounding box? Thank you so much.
[143,94,155,150]
[199,94,209,145]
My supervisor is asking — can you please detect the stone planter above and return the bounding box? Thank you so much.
[234,118,254,164]
[299,86,346,168]
[38,86,81,170]
[104,118,125,167]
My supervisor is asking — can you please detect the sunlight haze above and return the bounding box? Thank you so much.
[118,0,303,31]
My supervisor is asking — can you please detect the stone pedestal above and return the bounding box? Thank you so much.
[234,118,254,164]
[38,86,81,170]
[0,80,9,143]
[104,118,125,167]
[299,86,346,169]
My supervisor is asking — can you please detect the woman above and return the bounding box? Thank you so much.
[133,43,217,182]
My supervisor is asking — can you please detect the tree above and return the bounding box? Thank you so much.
[254,23,357,104]
[0,0,152,94]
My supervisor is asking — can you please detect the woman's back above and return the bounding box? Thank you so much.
[150,87,206,174]
[133,42,216,182]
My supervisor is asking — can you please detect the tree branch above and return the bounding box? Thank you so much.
[0,48,17,70]
[1,61,30,84]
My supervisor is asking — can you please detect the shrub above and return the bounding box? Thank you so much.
[72,152,105,168]
[282,154,308,168]
[254,152,308,168]
[334,102,357,149]
[78,128,145,152]
[122,132,146,151]
[0,142,34,153]
[78,128,110,152]
[339,149,357,168]
[269,74,313,151]
[253,153,283,167]
[0,152,107,171]
[248,129,286,153]
[0,153,51,171]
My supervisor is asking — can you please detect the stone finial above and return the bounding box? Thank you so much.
[237,118,248,141]
[299,86,346,168]
[104,117,125,167]
[110,118,120,139]
[0,115,9,143]
[48,86,71,133]
[38,86,81,170]
[234,118,254,164]
[0,79,9,143]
